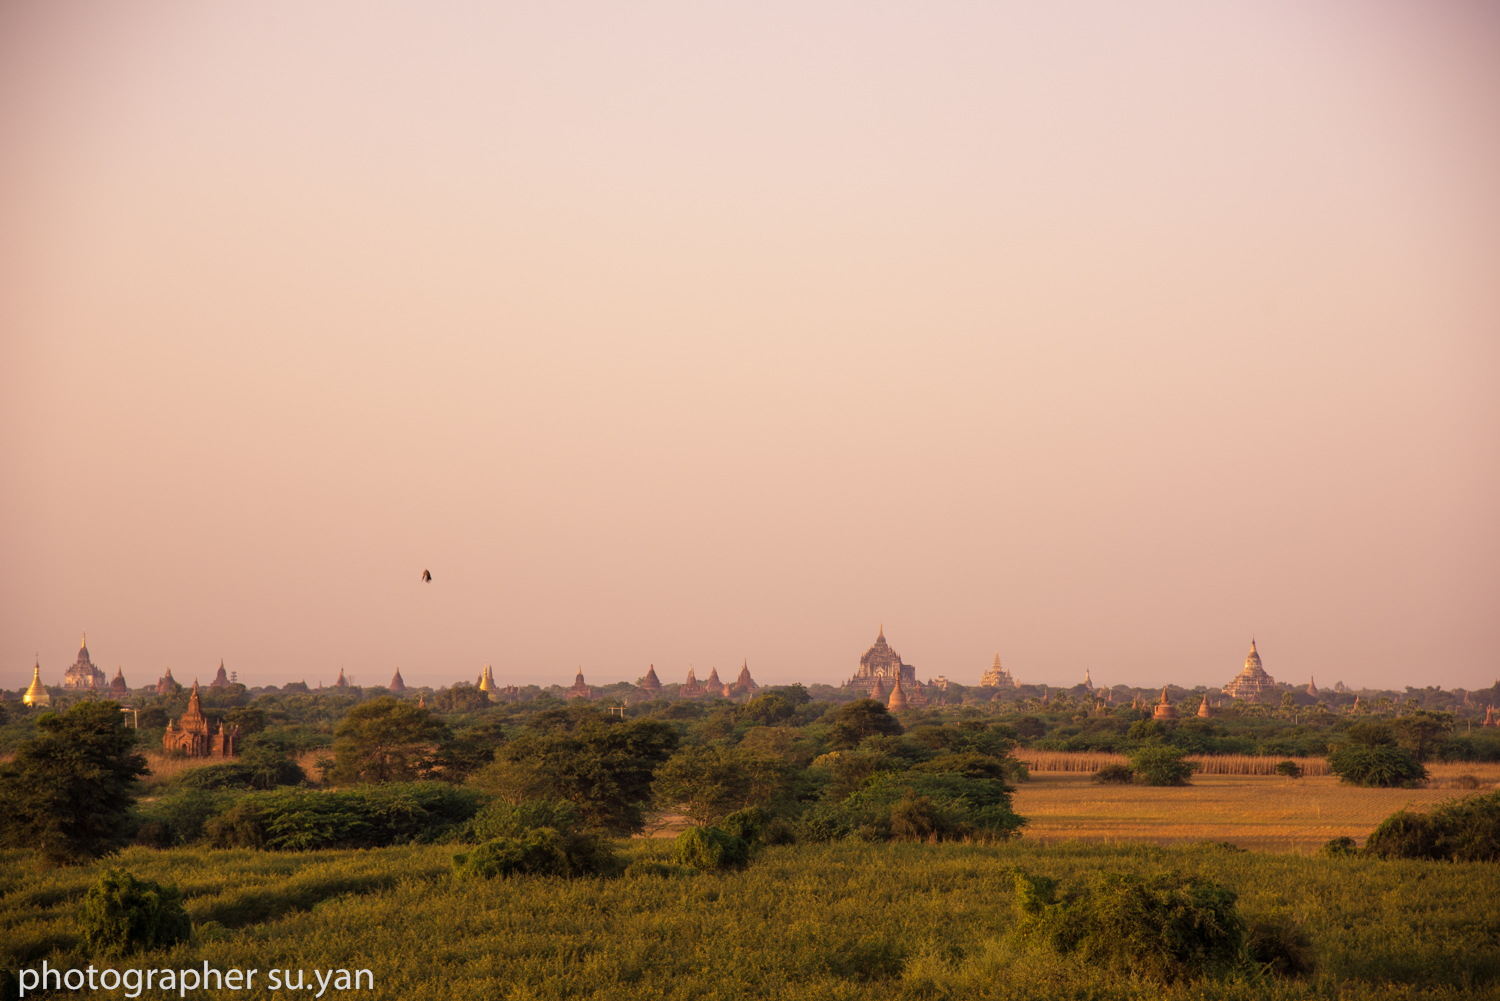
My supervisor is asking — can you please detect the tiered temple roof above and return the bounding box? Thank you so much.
[1223,640,1278,702]
[980,653,1020,689]
[566,669,593,699]
[847,626,917,696]
[209,660,232,689]
[110,668,129,698]
[62,633,106,690]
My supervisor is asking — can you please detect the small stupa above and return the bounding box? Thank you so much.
[888,676,908,711]
[640,664,662,694]
[1152,686,1178,720]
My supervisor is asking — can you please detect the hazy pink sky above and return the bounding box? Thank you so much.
[2,2,1497,694]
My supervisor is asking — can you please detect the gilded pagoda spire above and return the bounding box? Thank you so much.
[24,659,51,706]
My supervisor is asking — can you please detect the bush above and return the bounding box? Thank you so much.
[1365,791,1500,862]
[1328,744,1427,787]
[134,789,227,847]
[1275,760,1304,779]
[204,783,483,850]
[674,826,750,871]
[1320,836,1360,858]
[1093,764,1135,785]
[452,828,619,879]
[721,807,770,845]
[1127,745,1199,786]
[1009,868,1244,984]
[80,869,192,957]
[471,800,579,841]
[796,804,852,844]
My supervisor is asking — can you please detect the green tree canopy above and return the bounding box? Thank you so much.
[487,711,679,834]
[0,701,147,865]
[330,697,449,784]
[826,699,904,750]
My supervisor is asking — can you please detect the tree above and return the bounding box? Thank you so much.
[739,692,795,725]
[329,697,448,784]
[489,712,678,834]
[0,701,147,866]
[1392,711,1454,762]
[1127,745,1198,786]
[826,699,904,750]
[1328,743,1426,788]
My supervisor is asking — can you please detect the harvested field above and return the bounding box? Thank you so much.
[1017,751,1330,776]
[1012,771,1496,853]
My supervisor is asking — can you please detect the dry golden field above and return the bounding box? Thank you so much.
[1012,762,1500,854]
[1017,751,1332,776]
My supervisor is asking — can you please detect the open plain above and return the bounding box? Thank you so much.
[1013,762,1500,853]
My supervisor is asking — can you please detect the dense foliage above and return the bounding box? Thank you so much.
[1363,791,1500,863]
[79,868,192,956]
[1009,868,1247,983]
[0,701,147,865]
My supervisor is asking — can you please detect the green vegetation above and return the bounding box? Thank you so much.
[1364,791,1500,863]
[673,825,750,870]
[1127,744,1199,786]
[0,701,147,865]
[79,868,191,957]
[4,839,1497,1000]
[1009,868,1245,983]
[1329,723,1429,787]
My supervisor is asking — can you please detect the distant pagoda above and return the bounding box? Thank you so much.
[1152,686,1178,720]
[1223,640,1277,702]
[846,626,917,696]
[109,668,129,698]
[477,664,497,693]
[23,659,51,706]
[389,668,407,692]
[209,660,232,689]
[62,633,106,690]
[981,653,1020,689]
[730,660,758,696]
[639,664,662,694]
[565,669,593,700]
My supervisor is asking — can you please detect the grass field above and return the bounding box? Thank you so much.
[4,839,1497,1000]
[1012,764,1500,853]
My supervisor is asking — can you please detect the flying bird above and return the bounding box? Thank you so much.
[421,569,432,582]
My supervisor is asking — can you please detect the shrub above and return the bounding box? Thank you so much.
[204,783,483,850]
[1328,744,1427,787]
[889,794,946,842]
[1127,745,1199,786]
[134,789,227,847]
[1320,836,1360,858]
[1364,810,1441,861]
[1275,760,1304,779]
[1093,764,1135,785]
[796,804,852,844]
[721,807,770,844]
[80,869,192,957]
[1365,791,1500,862]
[452,828,619,879]
[674,826,750,871]
[1009,868,1244,984]
[471,800,579,841]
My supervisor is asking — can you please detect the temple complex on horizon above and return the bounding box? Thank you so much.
[1223,640,1278,701]
[62,634,106,691]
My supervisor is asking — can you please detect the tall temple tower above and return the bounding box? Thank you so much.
[62,633,106,690]
[1223,639,1278,702]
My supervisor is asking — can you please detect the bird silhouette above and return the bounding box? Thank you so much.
[421,569,432,582]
